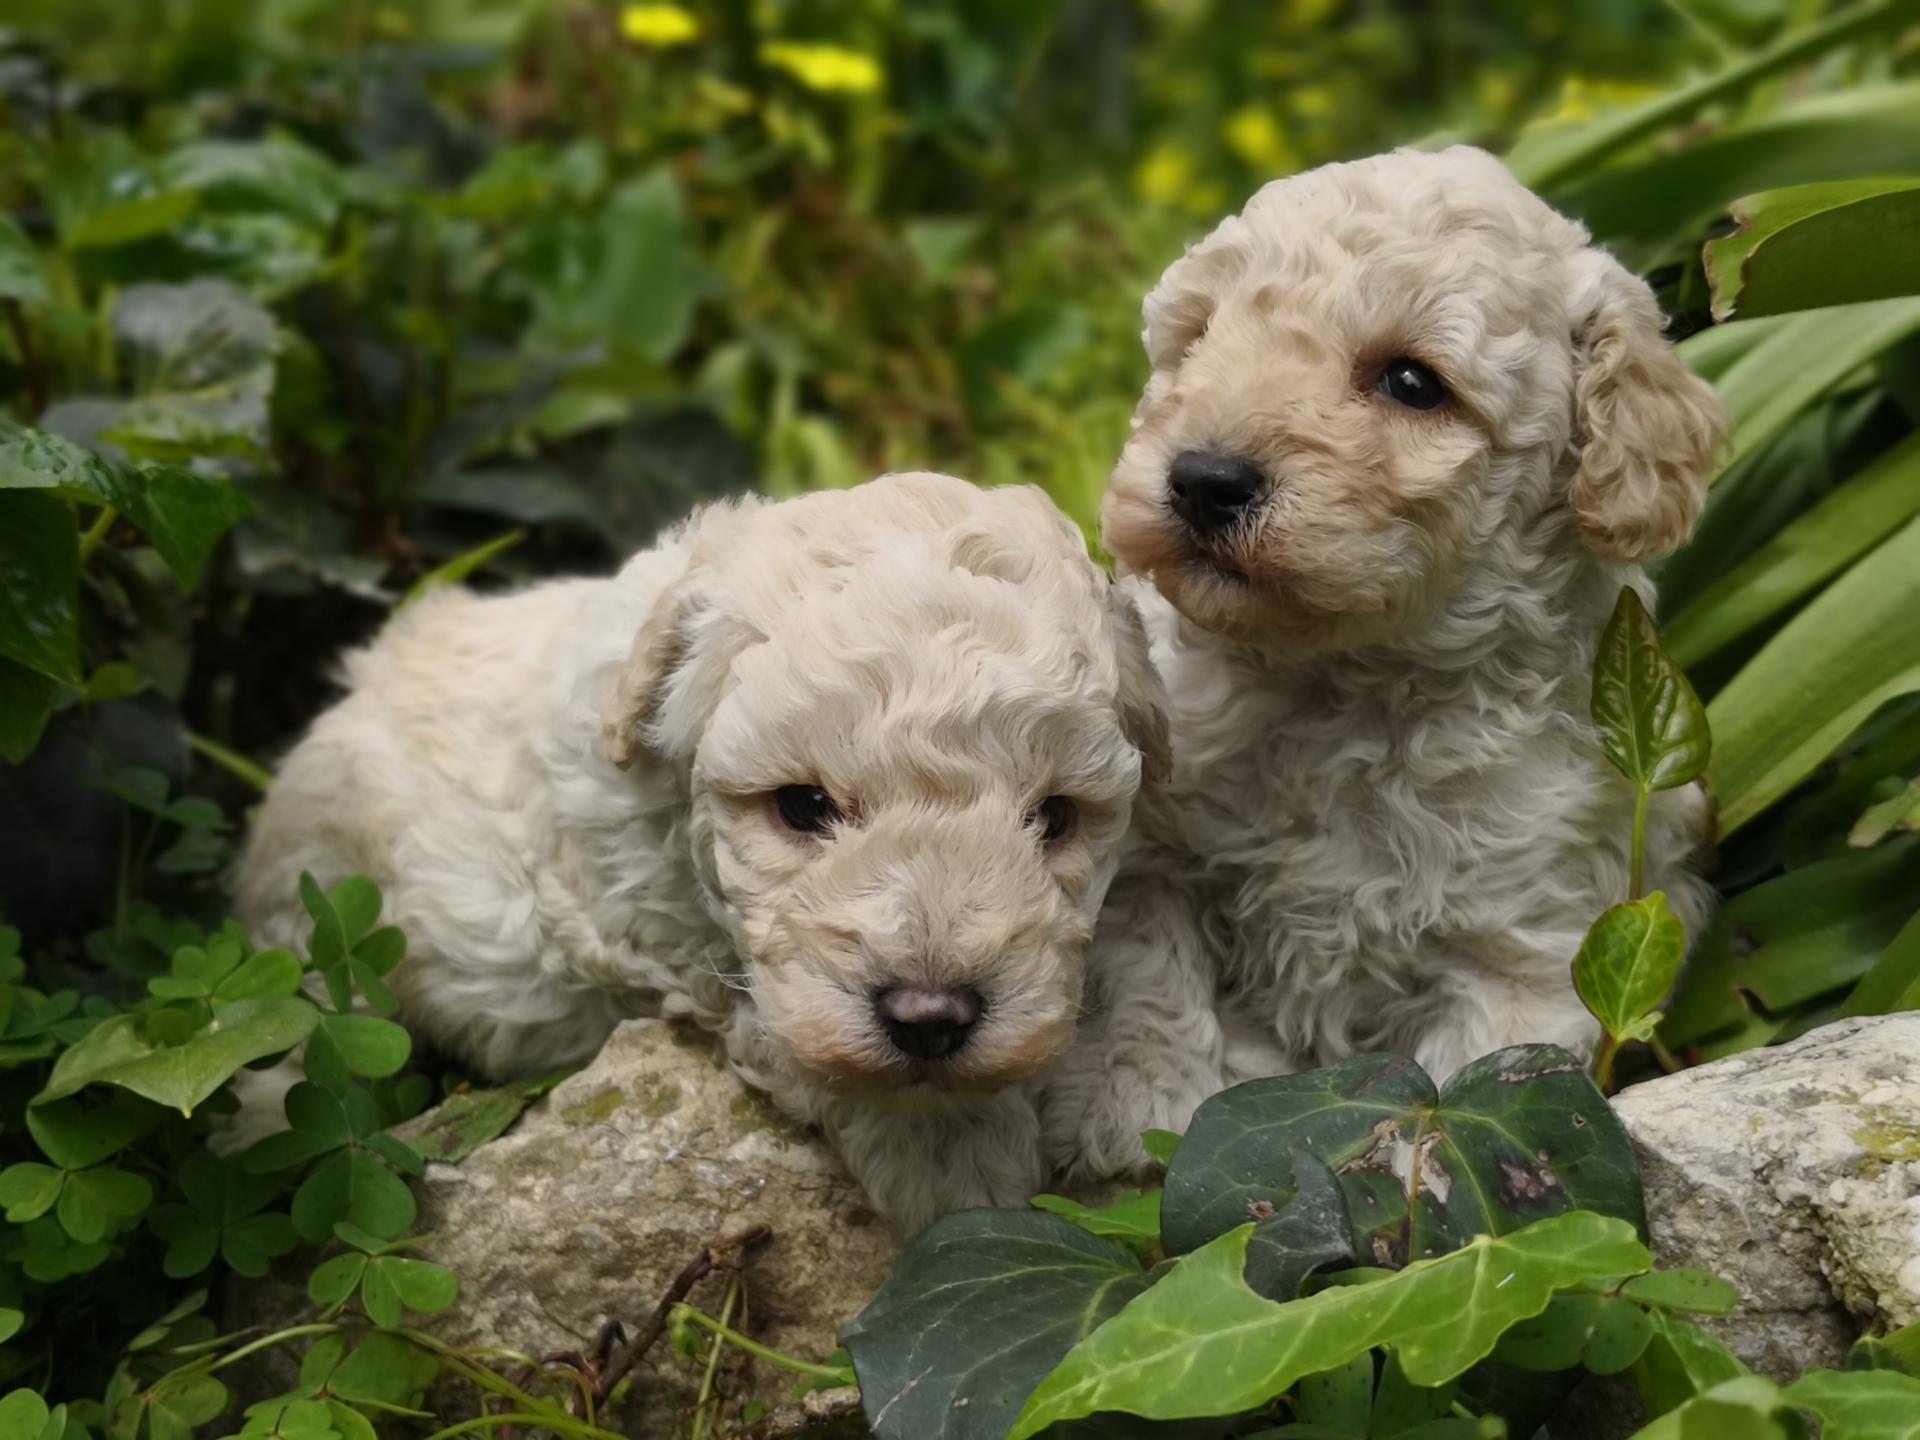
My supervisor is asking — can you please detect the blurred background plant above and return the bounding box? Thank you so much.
[3,0,1920,1433]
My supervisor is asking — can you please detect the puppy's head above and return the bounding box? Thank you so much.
[608,472,1168,1098]
[1102,146,1726,649]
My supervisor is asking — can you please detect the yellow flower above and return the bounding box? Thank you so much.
[1134,141,1194,206]
[1222,106,1297,173]
[621,5,699,47]
[760,41,883,95]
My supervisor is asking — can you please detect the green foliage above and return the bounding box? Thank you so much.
[5,0,1920,1435]
[1161,1047,1643,1269]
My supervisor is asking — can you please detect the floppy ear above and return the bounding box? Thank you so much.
[603,577,708,770]
[1105,586,1173,786]
[1568,251,1727,563]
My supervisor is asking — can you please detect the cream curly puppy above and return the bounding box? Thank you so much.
[236,472,1168,1232]
[1047,147,1725,1181]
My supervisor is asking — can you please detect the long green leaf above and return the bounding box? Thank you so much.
[1840,908,1920,1017]
[1709,512,1920,833]
[1505,0,1920,191]
[1706,178,1920,321]
[1554,84,1920,249]
[1691,300,1920,484]
[1006,1213,1650,1438]
[1666,433,1920,667]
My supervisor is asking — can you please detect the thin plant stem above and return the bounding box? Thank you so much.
[187,731,274,793]
[205,1323,343,1372]
[1592,1033,1621,1095]
[668,1305,853,1383]
[1629,785,1650,901]
[690,1274,742,1440]
[78,505,118,566]
[1649,1033,1683,1074]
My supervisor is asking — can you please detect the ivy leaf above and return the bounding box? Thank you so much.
[1162,1047,1644,1271]
[1592,586,1711,793]
[1006,1211,1650,1438]
[1030,1189,1163,1259]
[1784,1368,1920,1439]
[53,1165,152,1243]
[1629,1310,1751,1418]
[1630,1374,1799,1440]
[1618,1268,1741,1317]
[35,999,318,1115]
[843,1209,1153,1440]
[1573,894,1687,1045]
[1491,1292,1652,1375]
[1141,1129,1182,1166]
[0,656,57,763]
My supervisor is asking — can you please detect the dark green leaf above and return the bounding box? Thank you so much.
[1293,1353,1372,1435]
[1632,1310,1751,1418]
[1593,588,1710,794]
[308,1253,367,1313]
[0,491,81,685]
[291,1149,416,1243]
[0,656,57,763]
[843,1209,1152,1440]
[1162,1047,1643,1270]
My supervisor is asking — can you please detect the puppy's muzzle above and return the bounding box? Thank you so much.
[1167,450,1265,535]
[875,984,983,1062]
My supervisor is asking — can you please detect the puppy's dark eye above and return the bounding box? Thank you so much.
[1377,358,1447,411]
[774,785,842,835]
[1027,796,1077,844]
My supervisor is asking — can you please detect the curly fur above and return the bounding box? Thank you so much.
[235,472,1167,1232]
[1045,147,1725,1181]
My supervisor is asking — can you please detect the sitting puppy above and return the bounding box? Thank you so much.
[1048,146,1724,1180]
[236,472,1169,1232]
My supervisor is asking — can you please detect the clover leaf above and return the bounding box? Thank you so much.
[308,1224,457,1329]
[148,1152,298,1278]
[243,1082,422,1242]
[298,874,405,1016]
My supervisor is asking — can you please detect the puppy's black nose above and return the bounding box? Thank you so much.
[876,985,983,1062]
[1167,451,1265,534]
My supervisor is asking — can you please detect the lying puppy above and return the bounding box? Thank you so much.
[237,472,1169,1231]
[1049,146,1724,1180]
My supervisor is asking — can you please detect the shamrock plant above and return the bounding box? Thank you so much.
[0,874,594,1440]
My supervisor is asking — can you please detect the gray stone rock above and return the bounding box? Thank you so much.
[1555,1013,1920,1439]
[410,1019,898,1434]
[1611,1012,1920,1377]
